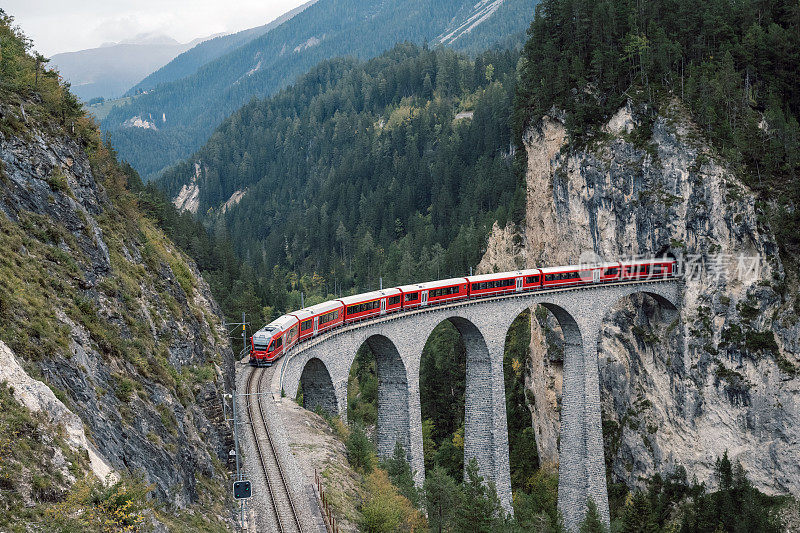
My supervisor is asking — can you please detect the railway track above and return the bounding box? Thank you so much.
[245,367,304,533]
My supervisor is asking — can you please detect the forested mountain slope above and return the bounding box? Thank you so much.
[102,0,537,181]
[0,11,234,530]
[159,44,522,315]
[126,0,317,95]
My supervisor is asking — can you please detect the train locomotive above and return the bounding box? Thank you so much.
[249,259,675,366]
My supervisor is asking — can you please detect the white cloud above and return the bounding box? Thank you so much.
[3,0,309,56]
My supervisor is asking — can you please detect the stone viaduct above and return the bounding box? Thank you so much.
[268,280,680,531]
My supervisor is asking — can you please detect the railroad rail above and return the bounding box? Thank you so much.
[245,368,303,533]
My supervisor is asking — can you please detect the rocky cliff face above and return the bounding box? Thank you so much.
[0,98,235,526]
[480,99,800,495]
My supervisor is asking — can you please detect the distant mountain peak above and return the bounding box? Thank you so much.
[117,32,181,46]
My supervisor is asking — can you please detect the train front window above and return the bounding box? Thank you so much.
[254,340,268,351]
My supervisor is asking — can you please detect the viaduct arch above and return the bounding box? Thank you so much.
[274,280,680,531]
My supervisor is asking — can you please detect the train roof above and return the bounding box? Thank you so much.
[466,269,541,283]
[620,258,673,265]
[337,288,402,305]
[538,262,621,274]
[290,300,343,320]
[256,314,298,336]
[397,277,469,292]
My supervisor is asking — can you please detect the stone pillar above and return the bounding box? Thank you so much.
[553,308,587,532]
[486,337,513,514]
[582,316,610,526]
[461,318,513,514]
[333,375,349,424]
[405,354,426,488]
[371,336,411,461]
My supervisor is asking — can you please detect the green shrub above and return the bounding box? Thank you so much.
[745,330,779,354]
[112,374,134,403]
[46,170,69,193]
[346,422,375,474]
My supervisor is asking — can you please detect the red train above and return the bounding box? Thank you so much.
[250,259,675,366]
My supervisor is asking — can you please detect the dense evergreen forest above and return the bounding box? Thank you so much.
[158,43,525,323]
[102,0,535,180]
[514,0,800,256]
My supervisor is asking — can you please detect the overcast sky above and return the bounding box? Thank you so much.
[4,0,309,56]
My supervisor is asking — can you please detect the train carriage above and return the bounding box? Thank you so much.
[250,314,300,366]
[290,300,345,341]
[338,288,402,323]
[466,268,544,297]
[539,261,625,289]
[398,277,469,309]
[620,259,675,280]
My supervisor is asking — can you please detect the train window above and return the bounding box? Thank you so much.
[301,320,312,331]
[525,275,539,284]
[254,340,269,351]
[349,300,380,314]
[432,286,458,297]
[388,295,401,305]
[404,292,418,302]
[320,310,338,323]
[273,337,283,350]
[604,268,618,276]
[289,325,298,338]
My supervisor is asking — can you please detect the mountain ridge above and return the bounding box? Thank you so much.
[49,36,209,101]
[102,0,537,181]
[126,0,318,96]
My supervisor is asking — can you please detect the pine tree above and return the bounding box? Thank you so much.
[424,466,460,533]
[456,458,506,532]
[382,441,418,507]
[579,499,607,533]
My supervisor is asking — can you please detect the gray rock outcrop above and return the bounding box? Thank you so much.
[0,99,235,515]
[480,99,800,495]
